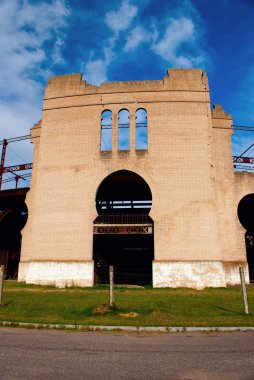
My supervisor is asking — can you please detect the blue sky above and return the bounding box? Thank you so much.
[0,0,254,187]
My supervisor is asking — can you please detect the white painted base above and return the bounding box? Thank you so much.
[223,262,249,285]
[152,261,249,289]
[18,261,94,288]
[18,260,249,289]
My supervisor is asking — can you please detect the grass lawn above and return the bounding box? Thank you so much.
[0,281,254,327]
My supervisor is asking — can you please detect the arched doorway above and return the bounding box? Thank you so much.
[238,194,254,282]
[0,189,28,278]
[93,170,154,285]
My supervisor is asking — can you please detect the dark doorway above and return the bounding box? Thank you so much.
[238,194,254,282]
[93,170,154,285]
[0,189,29,278]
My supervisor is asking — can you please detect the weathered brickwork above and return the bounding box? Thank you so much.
[19,68,254,288]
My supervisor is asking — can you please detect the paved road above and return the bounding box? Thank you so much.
[0,329,254,380]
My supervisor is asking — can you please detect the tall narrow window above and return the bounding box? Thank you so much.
[136,108,148,150]
[118,109,130,150]
[101,110,112,151]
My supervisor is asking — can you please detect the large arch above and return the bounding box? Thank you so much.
[238,194,254,282]
[93,170,154,285]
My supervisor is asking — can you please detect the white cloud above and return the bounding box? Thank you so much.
[153,17,204,67]
[124,26,156,52]
[83,1,138,85]
[105,0,137,35]
[82,37,116,85]
[85,59,108,86]
[103,37,117,64]
[158,17,194,52]
[83,1,207,84]
[0,0,69,100]
[52,37,66,64]
[0,0,70,186]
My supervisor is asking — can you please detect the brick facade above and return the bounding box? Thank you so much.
[19,68,254,288]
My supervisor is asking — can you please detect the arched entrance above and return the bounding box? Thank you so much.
[0,189,28,278]
[238,194,254,282]
[93,170,154,285]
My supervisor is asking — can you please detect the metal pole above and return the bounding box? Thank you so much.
[0,139,8,190]
[5,250,8,278]
[239,267,249,314]
[109,266,114,307]
[0,265,4,306]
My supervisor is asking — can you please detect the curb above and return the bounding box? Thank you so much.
[0,321,254,332]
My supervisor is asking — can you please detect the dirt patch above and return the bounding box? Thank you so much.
[116,285,145,289]
[92,305,111,314]
[119,312,139,318]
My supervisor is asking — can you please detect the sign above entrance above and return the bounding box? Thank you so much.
[93,225,153,234]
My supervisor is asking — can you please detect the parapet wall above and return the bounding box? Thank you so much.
[44,68,209,99]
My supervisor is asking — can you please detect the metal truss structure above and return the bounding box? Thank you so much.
[0,135,32,190]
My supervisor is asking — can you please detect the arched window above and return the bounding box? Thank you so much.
[118,109,130,150]
[136,108,148,150]
[101,110,112,151]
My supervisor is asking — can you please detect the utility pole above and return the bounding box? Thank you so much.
[0,265,4,306]
[109,266,115,307]
[0,139,8,190]
[239,267,249,314]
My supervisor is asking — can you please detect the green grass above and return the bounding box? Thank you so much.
[0,281,254,327]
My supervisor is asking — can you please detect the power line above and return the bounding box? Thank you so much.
[2,173,31,184]
[7,145,27,164]
[233,143,254,161]
[233,125,254,131]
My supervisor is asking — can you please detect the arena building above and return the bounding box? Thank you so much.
[17,68,254,288]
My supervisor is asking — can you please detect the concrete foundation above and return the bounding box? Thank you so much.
[223,262,249,285]
[18,260,250,289]
[152,261,249,289]
[18,261,94,288]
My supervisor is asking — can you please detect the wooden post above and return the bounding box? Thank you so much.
[0,265,4,306]
[239,266,249,314]
[109,266,114,307]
